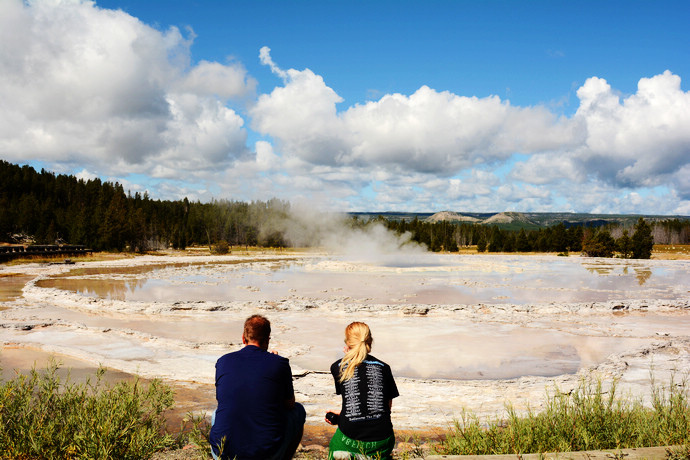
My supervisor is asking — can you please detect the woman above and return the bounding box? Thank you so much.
[325,322,399,460]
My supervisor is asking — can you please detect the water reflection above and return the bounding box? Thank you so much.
[0,275,34,305]
[635,268,652,285]
[585,265,615,275]
[32,255,690,306]
[582,260,655,286]
[37,278,148,301]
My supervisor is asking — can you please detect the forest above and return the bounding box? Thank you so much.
[2,160,689,259]
[0,160,291,252]
[380,216,659,258]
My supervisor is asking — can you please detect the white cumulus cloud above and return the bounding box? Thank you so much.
[574,71,690,187]
[249,51,690,213]
[511,71,690,208]
[251,49,582,177]
[0,0,253,177]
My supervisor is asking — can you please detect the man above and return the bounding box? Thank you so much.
[209,314,305,460]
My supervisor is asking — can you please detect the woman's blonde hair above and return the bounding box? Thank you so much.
[338,322,373,382]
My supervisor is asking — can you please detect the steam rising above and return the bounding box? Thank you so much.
[272,205,428,264]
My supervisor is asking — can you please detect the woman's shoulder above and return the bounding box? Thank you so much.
[362,355,390,368]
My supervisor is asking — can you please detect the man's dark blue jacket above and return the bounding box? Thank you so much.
[209,345,294,459]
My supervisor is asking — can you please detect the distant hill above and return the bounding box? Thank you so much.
[349,211,690,230]
[480,212,540,230]
[482,211,531,225]
[425,211,480,223]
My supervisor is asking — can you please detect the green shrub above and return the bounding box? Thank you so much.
[437,374,690,455]
[179,412,214,459]
[210,240,230,254]
[0,362,174,459]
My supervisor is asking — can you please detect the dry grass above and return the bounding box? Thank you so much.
[652,244,690,260]
[3,251,134,266]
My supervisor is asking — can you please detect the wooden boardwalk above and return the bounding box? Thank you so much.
[0,244,92,262]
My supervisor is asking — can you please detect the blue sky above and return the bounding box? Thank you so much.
[101,1,687,107]
[2,0,690,214]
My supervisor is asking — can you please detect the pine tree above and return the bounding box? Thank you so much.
[516,228,530,252]
[616,230,632,258]
[487,227,502,252]
[476,234,487,252]
[631,218,654,259]
[552,222,568,252]
[582,229,616,257]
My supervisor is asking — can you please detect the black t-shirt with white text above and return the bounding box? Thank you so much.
[330,355,399,442]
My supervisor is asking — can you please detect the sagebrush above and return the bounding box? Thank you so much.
[0,362,174,459]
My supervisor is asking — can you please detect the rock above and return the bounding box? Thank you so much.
[301,444,328,453]
[403,306,429,316]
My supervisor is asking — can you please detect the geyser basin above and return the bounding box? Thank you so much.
[35,254,690,305]
[5,252,690,428]
[21,253,690,380]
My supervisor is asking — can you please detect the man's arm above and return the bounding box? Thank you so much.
[283,358,296,409]
[285,394,296,409]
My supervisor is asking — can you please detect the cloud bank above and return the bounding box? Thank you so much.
[0,0,253,180]
[251,49,690,213]
[1,0,689,214]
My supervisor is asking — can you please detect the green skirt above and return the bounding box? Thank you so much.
[328,427,395,460]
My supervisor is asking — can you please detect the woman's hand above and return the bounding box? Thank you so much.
[324,410,340,425]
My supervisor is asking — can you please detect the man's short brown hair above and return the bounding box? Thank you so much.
[243,314,271,346]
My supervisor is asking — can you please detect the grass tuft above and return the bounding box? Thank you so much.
[436,373,690,456]
[174,411,214,459]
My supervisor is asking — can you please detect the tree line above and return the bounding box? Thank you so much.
[0,160,290,252]
[2,160,688,258]
[380,215,678,259]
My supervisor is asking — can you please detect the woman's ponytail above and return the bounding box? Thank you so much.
[338,322,373,382]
